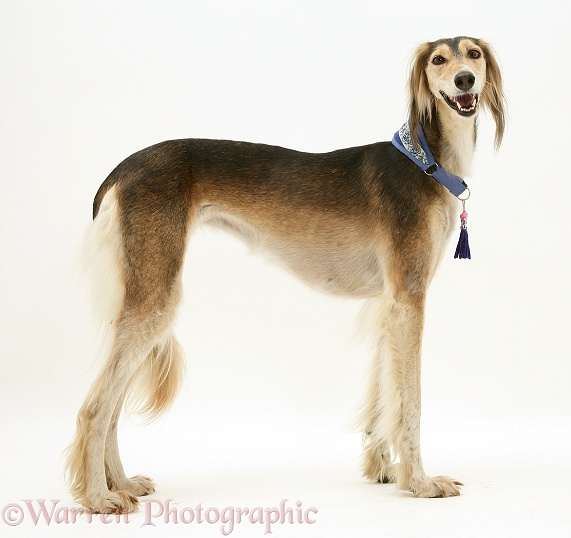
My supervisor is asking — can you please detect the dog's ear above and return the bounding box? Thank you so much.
[476,39,506,150]
[408,42,434,148]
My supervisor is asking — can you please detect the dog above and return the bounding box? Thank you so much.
[66,36,505,513]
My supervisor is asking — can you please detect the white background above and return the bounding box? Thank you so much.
[1,1,571,536]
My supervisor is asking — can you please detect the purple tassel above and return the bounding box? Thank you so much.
[454,211,471,259]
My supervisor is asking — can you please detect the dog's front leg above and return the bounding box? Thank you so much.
[360,344,398,484]
[363,291,462,497]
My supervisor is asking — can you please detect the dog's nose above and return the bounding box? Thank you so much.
[454,71,475,91]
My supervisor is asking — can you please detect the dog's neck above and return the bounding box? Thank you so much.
[424,106,477,178]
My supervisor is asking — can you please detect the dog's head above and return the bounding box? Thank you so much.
[408,36,506,150]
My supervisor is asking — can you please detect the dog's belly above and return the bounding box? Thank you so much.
[202,211,385,298]
[262,238,385,298]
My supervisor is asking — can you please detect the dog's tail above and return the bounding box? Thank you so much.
[82,184,126,326]
[82,184,185,421]
[126,334,186,420]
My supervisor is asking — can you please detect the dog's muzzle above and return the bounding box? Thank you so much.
[439,70,479,116]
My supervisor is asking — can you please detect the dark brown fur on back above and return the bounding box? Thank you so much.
[95,139,440,220]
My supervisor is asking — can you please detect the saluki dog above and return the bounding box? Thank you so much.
[66,36,505,513]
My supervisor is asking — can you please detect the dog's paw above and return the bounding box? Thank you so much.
[362,449,398,484]
[124,475,156,496]
[371,463,398,484]
[108,474,155,496]
[89,490,139,514]
[411,475,463,498]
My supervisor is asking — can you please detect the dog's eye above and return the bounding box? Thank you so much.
[469,49,481,59]
[432,55,446,65]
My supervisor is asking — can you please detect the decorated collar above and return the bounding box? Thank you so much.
[391,122,470,198]
[391,122,472,259]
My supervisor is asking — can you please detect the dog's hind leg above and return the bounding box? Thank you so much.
[69,314,183,512]
[104,333,185,497]
[103,390,151,495]
[66,183,189,513]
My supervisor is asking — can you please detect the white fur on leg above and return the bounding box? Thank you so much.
[357,295,462,497]
[358,296,402,483]
[104,392,156,496]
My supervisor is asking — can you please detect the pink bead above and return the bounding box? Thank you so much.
[460,211,468,218]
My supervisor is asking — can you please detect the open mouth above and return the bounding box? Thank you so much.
[439,91,479,116]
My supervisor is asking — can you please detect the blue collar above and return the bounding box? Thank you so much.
[391,123,469,198]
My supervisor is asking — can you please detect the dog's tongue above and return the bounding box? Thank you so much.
[457,94,475,107]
